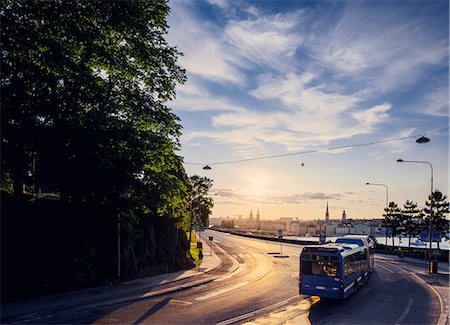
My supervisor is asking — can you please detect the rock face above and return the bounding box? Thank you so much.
[121,216,194,280]
[1,192,194,301]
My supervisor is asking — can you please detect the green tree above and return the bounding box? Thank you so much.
[1,0,186,206]
[383,202,402,248]
[1,0,192,286]
[402,200,423,247]
[423,190,449,250]
[188,175,214,240]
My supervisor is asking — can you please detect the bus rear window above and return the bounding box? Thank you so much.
[302,261,340,277]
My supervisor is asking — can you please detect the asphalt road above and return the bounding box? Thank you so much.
[3,230,442,324]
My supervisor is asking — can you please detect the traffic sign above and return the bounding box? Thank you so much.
[432,231,442,242]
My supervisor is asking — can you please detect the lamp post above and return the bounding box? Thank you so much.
[366,182,389,248]
[397,159,434,270]
[366,182,389,208]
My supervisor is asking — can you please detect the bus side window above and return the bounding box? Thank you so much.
[344,256,353,278]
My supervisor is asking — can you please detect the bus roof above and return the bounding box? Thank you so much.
[302,242,364,257]
[334,235,372,247]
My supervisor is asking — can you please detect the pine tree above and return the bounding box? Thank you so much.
[383,202,402,248]
[423,190,449,250]
[402,200,423,247]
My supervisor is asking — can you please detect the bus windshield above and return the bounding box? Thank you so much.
[302,260,340,277]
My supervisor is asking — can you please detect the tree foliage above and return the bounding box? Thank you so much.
[1,0,188,216]
[1,0,192,294]
[383,201,402,247]
[423,190,449,249]
[401,200,423,247]
[188,175,214,229]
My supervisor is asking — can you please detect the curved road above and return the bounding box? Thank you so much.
[7,230,442,324]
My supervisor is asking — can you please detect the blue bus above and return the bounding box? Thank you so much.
[299,236,374,299]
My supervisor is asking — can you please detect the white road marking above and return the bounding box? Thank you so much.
[395,297,413,325]
[195,282,249,301]
[216,295,301,325]
[215,263,247,282]
[170,299,193,306]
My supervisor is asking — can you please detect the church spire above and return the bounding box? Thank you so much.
[325,201,329,223]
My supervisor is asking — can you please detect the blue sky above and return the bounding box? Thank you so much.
[167,0,449,220]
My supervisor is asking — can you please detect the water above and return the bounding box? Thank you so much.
[284,235,450,251]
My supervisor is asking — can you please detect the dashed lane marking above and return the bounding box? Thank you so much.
[395,296,413,325]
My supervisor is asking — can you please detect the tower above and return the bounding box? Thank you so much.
[249,209,254,222]
[325,201,330,224]
[256,208,260,222]
[342,210,347,223]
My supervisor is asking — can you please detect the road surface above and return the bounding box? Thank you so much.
[2,230,442,324]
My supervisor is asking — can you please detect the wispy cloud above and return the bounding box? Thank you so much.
[167,2,244,85]
[214,187,342,206]
[169,0,447,159]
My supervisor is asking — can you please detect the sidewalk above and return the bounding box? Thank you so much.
[376,253,449,325]
[2,239,222,320]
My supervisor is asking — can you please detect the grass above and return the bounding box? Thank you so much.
[187,231,203,267]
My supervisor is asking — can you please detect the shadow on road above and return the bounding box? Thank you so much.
[132,296,172,324]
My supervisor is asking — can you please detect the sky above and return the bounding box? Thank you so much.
[166,0,449,221]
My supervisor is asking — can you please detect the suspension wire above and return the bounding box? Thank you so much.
[184,126,449,166]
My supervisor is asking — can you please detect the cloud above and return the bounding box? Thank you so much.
[172,80,246,112]
[420,88,449,117]
[224,10,303,71]
[167,2,244,85]
[182,72,393,152]
[213,186,343,205]
[170,0,447,162]
[352,103,391,129]
[310,3,448,91]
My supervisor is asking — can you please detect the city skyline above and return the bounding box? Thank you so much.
[167,0,449,220]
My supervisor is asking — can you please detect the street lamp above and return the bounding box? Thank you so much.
[416,136,430,144]
[365,182,389,208]
[397,159,434,270]
[366,182,389,249]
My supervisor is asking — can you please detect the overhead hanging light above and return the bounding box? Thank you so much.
[416,136,430,144]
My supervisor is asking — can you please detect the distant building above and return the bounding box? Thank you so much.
[350,224,371,235]
[256,208,260,223]
[325,201,330,224]
[335,225,350,235]
[325,224,337,236]
[249,209,254,222]
[306,224,317,235]
[290,222,308,236]
[342,210,347,223]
